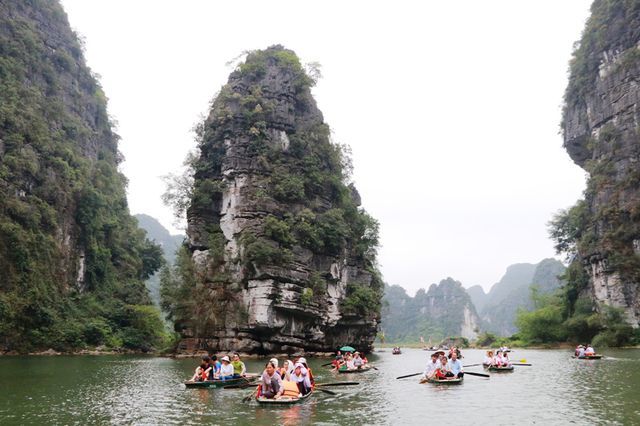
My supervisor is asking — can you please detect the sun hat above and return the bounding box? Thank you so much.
[221,356,230,362]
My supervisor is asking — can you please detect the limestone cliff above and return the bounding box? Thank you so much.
[165,46,382,354]
[561,0,640,326]
[0,1,164,352]
[382,278,480,343]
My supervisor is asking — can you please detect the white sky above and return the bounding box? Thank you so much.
[61,0,592,294]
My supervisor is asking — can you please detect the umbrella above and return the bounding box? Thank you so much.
[340,346,356,352]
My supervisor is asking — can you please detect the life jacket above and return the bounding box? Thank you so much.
[281,380,300,398]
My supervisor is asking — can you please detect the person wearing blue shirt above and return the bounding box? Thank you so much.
[449,351,464,378]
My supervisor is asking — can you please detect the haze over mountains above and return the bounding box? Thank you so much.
[382,258,566,343]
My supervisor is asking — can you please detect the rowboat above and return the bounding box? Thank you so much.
[255,389,313,405]
[184,375,257,388]
[420,376,463,385]
[483,364,514,372]
[573,355,603,360]
[337,364,373,374]
[392,348,402,355]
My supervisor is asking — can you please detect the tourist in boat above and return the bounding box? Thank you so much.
[449,351,464,378]
[435,355,453,379]
[423,352,442,379]
[501,351,512,367]
[270,358,279,369]
[576,345,586,357]
[585,344,595,356]
[231,352,247,377]
[483,350,494,367]
[298,357,315,385]
[201,356,215,380]
[209,355,222,379]
[291,362,312,395]
[190,358,209,382]
[278,359,293,380]
[353,352,364,369]
[219,356,235,380]
[260,361,284,399]
[344,352,355,369]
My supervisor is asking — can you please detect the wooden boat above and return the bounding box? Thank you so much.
[573,354,603,360]
[337,364,373,374]
[392,348,402,355]
[256,389,313,405]
[483,364,514,372]
[184,375,256,388]
[420,376,463,385]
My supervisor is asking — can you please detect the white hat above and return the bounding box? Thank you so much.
[298,357,307,364]
[221,356,230,362]
[269,358,278,367]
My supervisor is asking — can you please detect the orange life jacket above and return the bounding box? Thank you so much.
[281,380,300,398]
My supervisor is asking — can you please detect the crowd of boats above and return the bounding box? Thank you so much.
[183,344,602,404]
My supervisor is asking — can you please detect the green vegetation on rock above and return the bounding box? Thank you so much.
[0,1,165,353]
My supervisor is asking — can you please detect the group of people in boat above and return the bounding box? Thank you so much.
[190,352,247,382]
[575,344,596,357]
[331,350,368,371]
[482,350,512,367]
[422,350,464,380]
[259,356,314,400]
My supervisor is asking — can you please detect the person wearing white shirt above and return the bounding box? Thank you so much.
[291,362,312,395]
[219,356,235,380]
[449,351,464,378]
[483,350,495,367]
[423,353,442,379]
[585,345,595,356]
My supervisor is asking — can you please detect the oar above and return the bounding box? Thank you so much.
[321,362,334,367]
[511,363,531,366]
[316,381,359,387]
[223,383,256,389]
[396,372,422,379]
[464,371,490,378]
[242,386,259,403]
[463,363,481,368]
[316,388,337,395]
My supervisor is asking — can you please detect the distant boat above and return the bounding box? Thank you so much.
[392,347,402,355]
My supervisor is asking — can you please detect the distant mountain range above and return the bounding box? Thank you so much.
[135,214,184,306]
[381,258,566,343]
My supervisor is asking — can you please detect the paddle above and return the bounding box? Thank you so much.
[316,382,359,387]
[242,386,259,403]
[396,372,422,379]
[463,363,482,368]
[464,371,490,378]
[223,383,256,390]
[371,366,379,370]
[321,362,334,367]
[316,388,337,395]
[511,363,532,366]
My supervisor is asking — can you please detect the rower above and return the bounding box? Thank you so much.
[483,350,494,367]
[260,361,284,399]
[353,352,364,368]
[423,352,441,379]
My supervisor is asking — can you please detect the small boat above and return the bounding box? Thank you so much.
[392,348,402,355]
[420,376,463,385]
[337,364,373,374]
[256,389,313,405]
[573,354,603,360]
[483,364,514,373]
[184,375,257,388]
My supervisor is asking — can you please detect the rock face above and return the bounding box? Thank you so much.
[382,278,481,343]
[0,1,163,351]
[171,46,382,354]
[562,1,640,326]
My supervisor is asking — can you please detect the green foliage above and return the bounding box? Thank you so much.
[0,1,164,352]
[301,288,313,305]
[264,215,295,247]
[475,332,498,347]
[242,233,293,267]
[342,283,382,317]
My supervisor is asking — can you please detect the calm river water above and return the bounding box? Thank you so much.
[1,348,639,425]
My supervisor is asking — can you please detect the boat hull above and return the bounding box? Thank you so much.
[574,355,602,360]
[484,365,514,372]
[256,390,313,405]
[337,365,372,374]
[184,376,255,388]
[420,377,463,385]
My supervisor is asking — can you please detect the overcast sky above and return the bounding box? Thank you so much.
[61,0,593,294]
